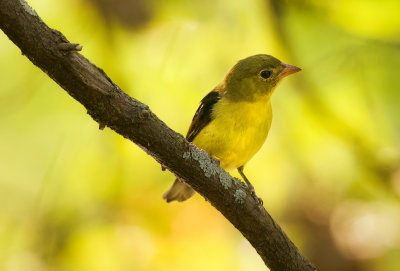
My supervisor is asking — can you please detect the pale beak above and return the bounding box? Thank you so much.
[279,63,301,78]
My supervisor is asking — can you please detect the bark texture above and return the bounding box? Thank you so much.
[0,0,316,270]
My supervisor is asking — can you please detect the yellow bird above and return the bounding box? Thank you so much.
[163,54,301,203]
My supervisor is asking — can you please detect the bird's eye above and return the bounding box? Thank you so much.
[260,70,272,79]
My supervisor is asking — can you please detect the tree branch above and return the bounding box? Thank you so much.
[0,0,316,270]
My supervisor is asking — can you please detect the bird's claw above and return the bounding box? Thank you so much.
[255,195,263,205]
[252,192,263,205]
[248,185,263,205]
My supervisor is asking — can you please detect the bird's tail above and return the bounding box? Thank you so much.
[163,179,195,203]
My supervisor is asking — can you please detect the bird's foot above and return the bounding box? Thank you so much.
[247,184,263,205]
[252,193,264,206]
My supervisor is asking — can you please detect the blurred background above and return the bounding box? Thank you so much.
[1,0,400,270]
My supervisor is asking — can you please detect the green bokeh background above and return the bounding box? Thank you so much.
[1,0,400,270]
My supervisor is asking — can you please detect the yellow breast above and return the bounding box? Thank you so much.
[193,95,272,171]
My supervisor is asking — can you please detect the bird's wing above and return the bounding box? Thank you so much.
[186,90,221,142]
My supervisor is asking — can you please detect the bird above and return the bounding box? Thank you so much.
[163,54,301,203]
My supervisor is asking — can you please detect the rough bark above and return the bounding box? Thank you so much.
[0,0,316,270]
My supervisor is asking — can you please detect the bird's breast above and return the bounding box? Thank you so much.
[193,96,272,171]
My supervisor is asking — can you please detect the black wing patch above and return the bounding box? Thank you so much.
[186,90,221,142]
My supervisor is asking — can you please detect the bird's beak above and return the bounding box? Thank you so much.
[279,63,301,78]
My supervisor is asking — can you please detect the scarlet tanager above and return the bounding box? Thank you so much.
[163,54,301,203]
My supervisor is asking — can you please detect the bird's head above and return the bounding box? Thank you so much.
[221,54,301,102]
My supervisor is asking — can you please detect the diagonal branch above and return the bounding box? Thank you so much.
[0,0,315,270]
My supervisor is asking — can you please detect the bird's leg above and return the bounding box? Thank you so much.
[238,167,255,192]
[237,166,263,205]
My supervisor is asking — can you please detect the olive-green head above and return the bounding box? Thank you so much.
[221,54,301,101]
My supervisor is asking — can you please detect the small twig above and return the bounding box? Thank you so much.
[58,42,83,51]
